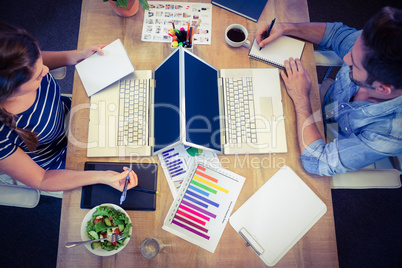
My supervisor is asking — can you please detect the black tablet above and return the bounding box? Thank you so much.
[81,162,158,211]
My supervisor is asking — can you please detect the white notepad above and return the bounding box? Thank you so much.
[229,165,327,266]
[75,39,135,97]
[249,36,305,69]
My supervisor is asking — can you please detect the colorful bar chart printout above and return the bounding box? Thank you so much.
[163,160,245,253]
[158,144,220,197]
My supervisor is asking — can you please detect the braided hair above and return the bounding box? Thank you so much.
[0,22,40,151]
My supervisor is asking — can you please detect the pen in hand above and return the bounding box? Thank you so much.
[120,163,132,205]
[260,18,276,51]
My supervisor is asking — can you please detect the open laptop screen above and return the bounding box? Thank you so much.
[154,50,181,151]
[184,51,221,152]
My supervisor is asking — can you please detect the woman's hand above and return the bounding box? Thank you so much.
[280,57,312,104]
[72,44,106,64]
[103,167,139,192]
[256,22,285,49]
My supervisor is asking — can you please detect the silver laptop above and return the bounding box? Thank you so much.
[218,68,287,154]
[87,70,154,157]
[87,47,287,157]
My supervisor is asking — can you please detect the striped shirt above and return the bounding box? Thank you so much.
[0,73,70,170]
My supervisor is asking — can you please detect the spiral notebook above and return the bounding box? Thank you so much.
[249,37,305,69]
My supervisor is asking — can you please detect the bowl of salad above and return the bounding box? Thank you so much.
[80,203,132,256]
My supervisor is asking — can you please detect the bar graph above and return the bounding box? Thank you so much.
[162,148,187,178]
[163,160,245,253]
[158,144,220,197]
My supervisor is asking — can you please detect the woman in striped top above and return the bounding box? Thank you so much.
[0,22,138,192]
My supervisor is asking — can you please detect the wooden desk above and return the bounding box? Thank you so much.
[57,0,338,267]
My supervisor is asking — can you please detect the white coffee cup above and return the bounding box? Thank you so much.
[225,24,251,48]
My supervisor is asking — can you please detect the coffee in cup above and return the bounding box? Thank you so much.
[227,28,246,42]
[225,24,251,48]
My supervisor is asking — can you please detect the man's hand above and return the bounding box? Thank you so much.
[280,57,322,153]
[256,22,285,49]
[281,57,312,104]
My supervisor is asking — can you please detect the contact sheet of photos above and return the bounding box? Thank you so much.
[141,1,212,45]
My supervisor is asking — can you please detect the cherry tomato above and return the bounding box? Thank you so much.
[93,218,104,224]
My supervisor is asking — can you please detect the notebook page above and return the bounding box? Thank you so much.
[249,36,305,68]
[75,39,135,97]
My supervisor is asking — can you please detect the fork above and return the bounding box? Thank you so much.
[65,233,125,248]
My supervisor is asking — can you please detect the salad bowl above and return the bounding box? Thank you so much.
[80,203,132,256]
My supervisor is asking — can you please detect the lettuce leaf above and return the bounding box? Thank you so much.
[94,221,109,233]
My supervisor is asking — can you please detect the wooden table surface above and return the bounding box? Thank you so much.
[56,0,339,267]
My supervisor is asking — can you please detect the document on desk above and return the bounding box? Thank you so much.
[158,144,220,198]
[142,1,212,45]
[162,159,245,253]
[75,39,134,97]
[229,165,327,266]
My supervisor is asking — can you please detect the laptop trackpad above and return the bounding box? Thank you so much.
[259,97,273,120]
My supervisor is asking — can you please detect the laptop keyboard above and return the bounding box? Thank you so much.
[118,78,149,146]
[224,77,257,144]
